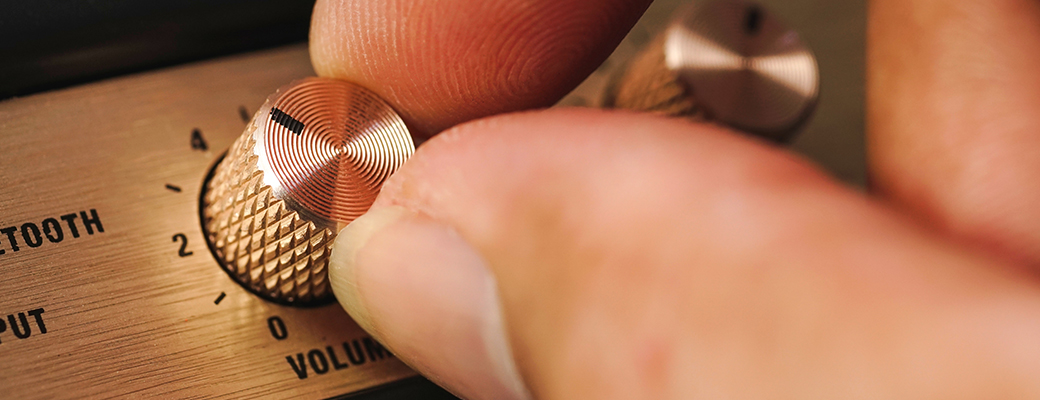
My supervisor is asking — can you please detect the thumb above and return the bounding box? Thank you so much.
[330,206,529,400]
[327,109,800,399]
[329,109,1040,399]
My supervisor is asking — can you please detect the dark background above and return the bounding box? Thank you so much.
[0,0,315,98]
[0,0,865,186]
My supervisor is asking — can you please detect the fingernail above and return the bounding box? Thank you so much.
[329,205,531,400]
[328,206,409,334]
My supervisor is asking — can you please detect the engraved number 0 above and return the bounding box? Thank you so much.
[268,316,288,340]
[172,233,193,257]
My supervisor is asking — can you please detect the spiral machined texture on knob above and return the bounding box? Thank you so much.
[202,78,414,306]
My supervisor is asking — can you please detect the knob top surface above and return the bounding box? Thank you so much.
[257,78,414,230]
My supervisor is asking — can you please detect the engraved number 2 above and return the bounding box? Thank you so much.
[172,233,193,257]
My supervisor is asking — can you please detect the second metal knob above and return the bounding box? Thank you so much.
[606,0,819,142]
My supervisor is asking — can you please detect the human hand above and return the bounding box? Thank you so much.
[309,0,1040,399]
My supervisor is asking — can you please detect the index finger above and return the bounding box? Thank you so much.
[868,0,1040,267]
[309,0,651,138]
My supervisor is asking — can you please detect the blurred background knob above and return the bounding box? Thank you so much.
[605,0,820,142]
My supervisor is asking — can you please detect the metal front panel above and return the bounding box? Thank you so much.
[0,45,416,399]
[0,0,863,396]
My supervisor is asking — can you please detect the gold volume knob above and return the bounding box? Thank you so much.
[201,78,414,306]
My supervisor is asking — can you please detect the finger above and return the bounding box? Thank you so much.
[868,0,1040,267]
[331,206,529,400]
[332,109,1040,398]
[310,0,651,138]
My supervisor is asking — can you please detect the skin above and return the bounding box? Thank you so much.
[868,0,1040,267]
[310,0,1040,398]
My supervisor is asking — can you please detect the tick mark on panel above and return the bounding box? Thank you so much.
[165,184,182,193]
[239,106,251,122]
[214,292,226,305]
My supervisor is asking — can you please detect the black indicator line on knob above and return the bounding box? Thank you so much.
[270,108,305,135]
[238,106,251,122]
[165,184,182,193]
[745,5,763,35]
[214,292,226,305]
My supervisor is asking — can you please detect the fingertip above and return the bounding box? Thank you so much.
[330,206,412,336]
[329,205,530,400]
[309,0,651,137]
